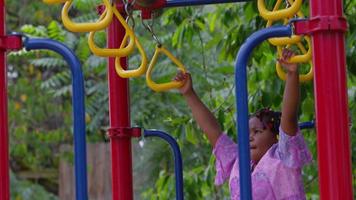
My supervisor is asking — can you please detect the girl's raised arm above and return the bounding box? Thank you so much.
[278,49,300,136]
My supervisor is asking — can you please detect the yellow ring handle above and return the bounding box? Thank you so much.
[115,34,148,78]
[43,0,67,4]
[62,0,113,32]
[276,38,313,82]
[266,6,305,46]
[266,18,302,46]
[258,0,302,21]
[88,7,135,57]
[268,35,302,46]
[276,60,313,82]
[146,45,187,92]
[276,36,312,63]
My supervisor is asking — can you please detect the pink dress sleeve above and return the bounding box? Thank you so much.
[275,127,312,168]
[212,134,237,186]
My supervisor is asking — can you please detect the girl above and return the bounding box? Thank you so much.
[174,49,312,200]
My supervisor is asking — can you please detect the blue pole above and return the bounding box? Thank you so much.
[235,25,292,200]
[144,130,184,200]
[165,0,249,7]
[299,121,315,130]
[24,38,88,200]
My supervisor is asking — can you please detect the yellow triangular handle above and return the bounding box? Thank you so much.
[146,45,187,92]
[276,36,312,63]
[258,0,302,21]
[115,34,148,78]
[266,2,305,46]
[61,0,113,32]
[43,0,67,4]
[276,60,313,82]
[88,6,135,57]
[276,38,313,82]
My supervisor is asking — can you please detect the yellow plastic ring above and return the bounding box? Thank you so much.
[258,0,303,21]
[62,0,113,32]
[276,60,313,82]
[268,35,302,46]
[266,6,305,46]
[146,45,187,92]
[114,34,148,78]
[276,36,312,63]
[88,7,135,57]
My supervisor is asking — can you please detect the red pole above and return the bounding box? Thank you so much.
[107,4,133,200]
[309,0,353,199]
[0,0,9,199]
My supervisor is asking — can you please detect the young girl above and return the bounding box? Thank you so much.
[174,49,312,200]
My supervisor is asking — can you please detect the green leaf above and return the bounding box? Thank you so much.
[185,124,198,145]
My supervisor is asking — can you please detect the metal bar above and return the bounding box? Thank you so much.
[24,38,88,200]
[144,130,184,200]
[235,25,292,200]
[0,0,9,199]
[107,8,133,200]
[299,121,315,130]
[310,0,353,199]
[165,0,250,7]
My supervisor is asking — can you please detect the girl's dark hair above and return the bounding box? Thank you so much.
[251,108,281,135]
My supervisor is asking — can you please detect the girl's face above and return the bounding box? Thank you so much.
[249,117,278,163]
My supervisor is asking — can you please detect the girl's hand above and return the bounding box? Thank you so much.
[174,71,194,95]
[277,48,298,73]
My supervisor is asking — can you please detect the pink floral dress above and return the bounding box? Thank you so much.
[213,127,312,200]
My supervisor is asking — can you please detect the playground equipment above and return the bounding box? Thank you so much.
[0,33,89,199]
[258,0,313,82]
[235,25,293,199]
[23,38,88,200]
[143,129,184,200]
[0,0,352,200]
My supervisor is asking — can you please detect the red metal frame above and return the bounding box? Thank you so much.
[0,0,353,200]
[0,0,9,199]
[107,12,133,200]
[293,0,354,199]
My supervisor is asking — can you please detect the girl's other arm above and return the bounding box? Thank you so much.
[175,72,222,146]
[278,49,300,136]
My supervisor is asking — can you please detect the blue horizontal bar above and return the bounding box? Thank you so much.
[165,0,250,7]
[299,121,315,130]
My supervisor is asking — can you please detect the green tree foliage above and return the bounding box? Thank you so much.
[6,0,356,199]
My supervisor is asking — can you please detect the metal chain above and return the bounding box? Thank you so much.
[125,3,135,29]
[121,0,137,29]
[141,16,162,46]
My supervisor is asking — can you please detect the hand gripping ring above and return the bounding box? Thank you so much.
[276,60,313,82]
[277,36,312,63]
[146,45,187,92]
[276,37,313,82]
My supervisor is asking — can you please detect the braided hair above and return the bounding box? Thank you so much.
[251,108,281,135]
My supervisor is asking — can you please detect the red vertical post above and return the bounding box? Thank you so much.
[107,4,133,200]
[0,0,9,199]
[310,0,353,199]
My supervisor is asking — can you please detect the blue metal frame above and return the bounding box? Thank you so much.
[144,130,184,200]
[234,25,292,200]
[166,0,249,7]
[24,38,88,200]
[299,121,315,130]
